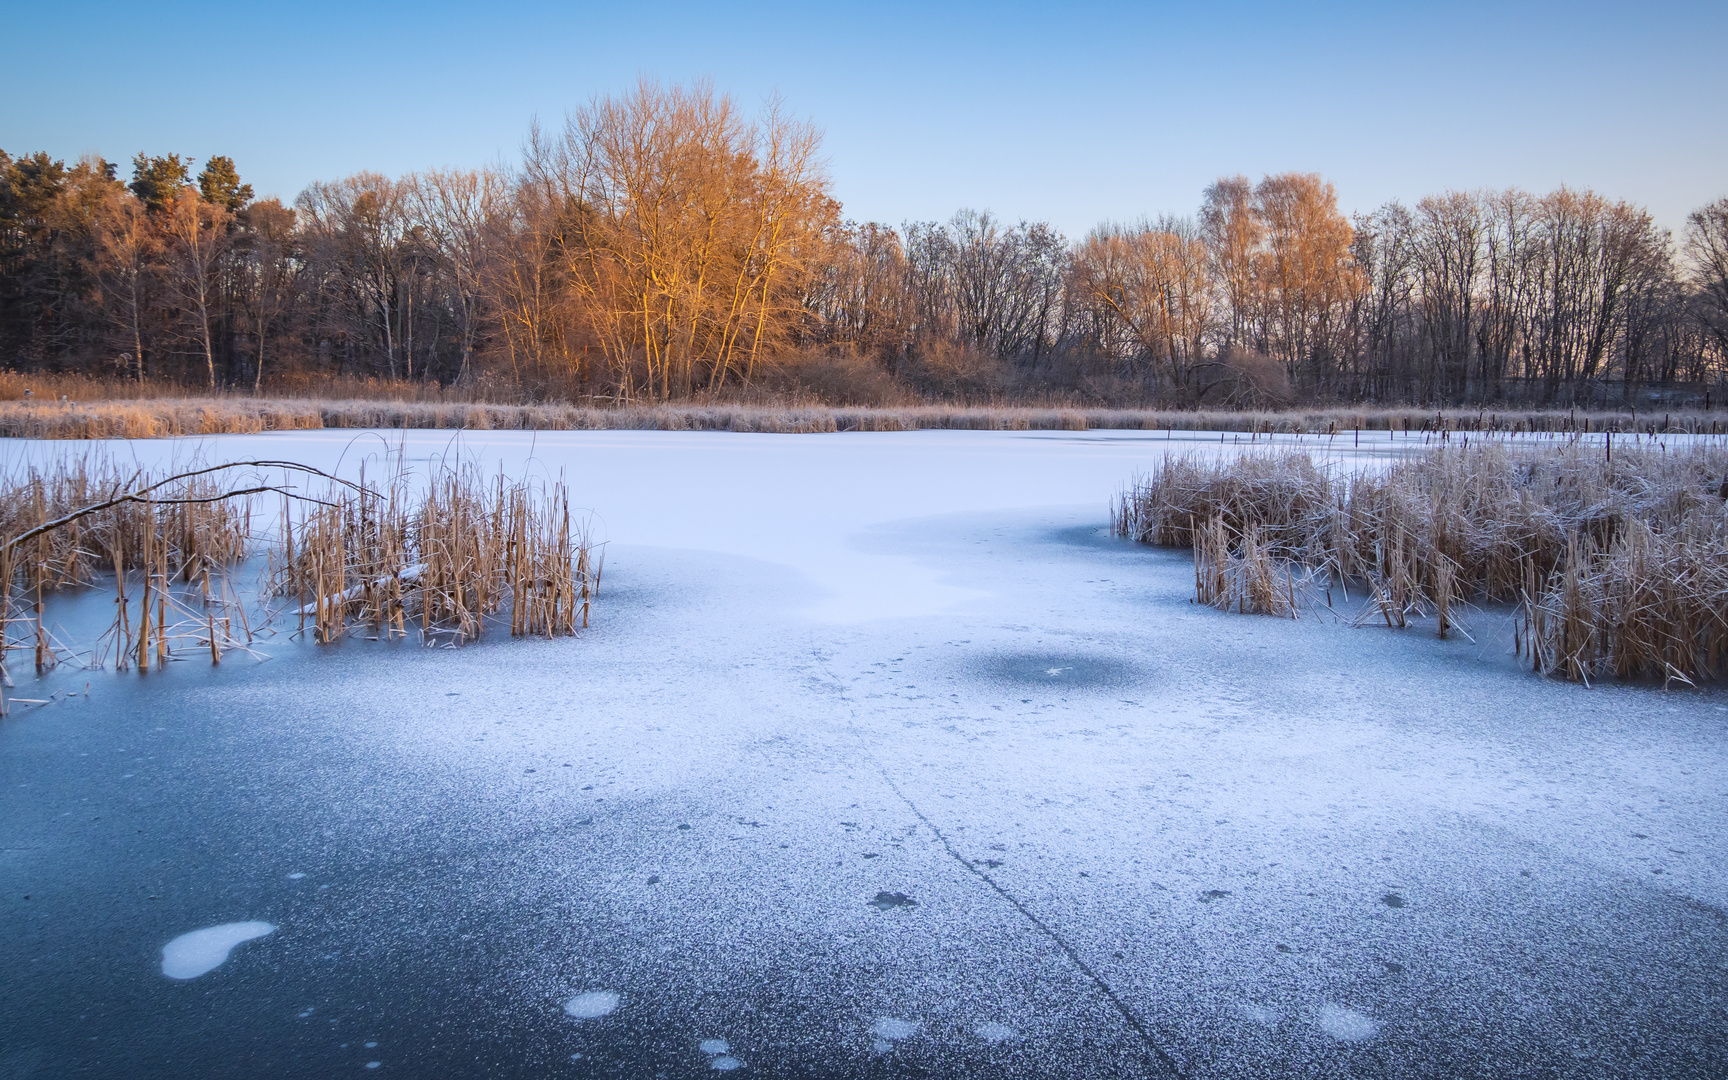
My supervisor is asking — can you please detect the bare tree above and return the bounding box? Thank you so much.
[1200,175,1261,354]
[92,187,158,382]
[1684,198,1728,361]
[1072,217,1213,394]
[1412,191,1485,402]
[409,168,508,385]
[237,198,298,393]
[1252,173,1360,390]
[1348,201,1417,399]
[159,187,230,389]
[297,174,411,378]
[525,79,835,400]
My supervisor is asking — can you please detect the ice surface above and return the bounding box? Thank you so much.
[0,428,1419,625]
[1317,1003,1378,1041]
[159,921,275,980]
[563,991,620,1018]
[6,427,1727,1078]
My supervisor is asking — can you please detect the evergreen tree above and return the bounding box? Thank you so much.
[197,155,253,212]
[129,153,190,213]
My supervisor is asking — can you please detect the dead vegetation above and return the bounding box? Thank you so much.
[0,452,597,713]
[1114,440,1728,685]
[2,384,1726,441]
[0,454,261,684]
[272,460,596,646]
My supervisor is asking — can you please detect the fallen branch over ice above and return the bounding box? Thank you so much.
[296,563,425,617]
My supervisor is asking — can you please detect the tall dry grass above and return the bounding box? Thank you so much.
[0,452,598,710]
[1115,441,1728,684]
[271,460,596,646]
[0,455,257,683]
[3,385,1726,441]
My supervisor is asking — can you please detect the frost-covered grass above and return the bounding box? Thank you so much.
[3,389,1726,440]
[1116,439,1728,684]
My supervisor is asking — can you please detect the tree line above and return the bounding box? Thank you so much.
[4,81,1726,406]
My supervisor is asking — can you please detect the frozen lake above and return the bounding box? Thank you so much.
[2,428,1725,1078]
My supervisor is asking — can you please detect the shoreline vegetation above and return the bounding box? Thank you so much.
[2,385,1726,441]
[1115,443,1728,685]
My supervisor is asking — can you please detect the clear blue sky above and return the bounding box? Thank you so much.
[6,0,1724,237]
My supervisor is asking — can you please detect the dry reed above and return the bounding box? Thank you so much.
[0,456,259,690]
[3,387,1726,442]
[1115,441,1728,684]
[0,452,597,713]
[271,460,596,646]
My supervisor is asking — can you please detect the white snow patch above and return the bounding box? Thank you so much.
[160,921,275,980]
[298,564,424,616]
[1318,1003,1379,1041]
[872,1017,918,1040]
[1238,1004,1277,1027]
[699,1039,730,1054]
[974,1021,1016,1043]
[564,990,620,1018]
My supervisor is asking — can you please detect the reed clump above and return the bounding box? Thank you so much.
[271,461,597,646]
[1115,441,1728,684]
[0,456,259,686]
[0,455,250,592]
[0,452,597,711]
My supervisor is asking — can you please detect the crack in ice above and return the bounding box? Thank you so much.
[814,649,1187,1079]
